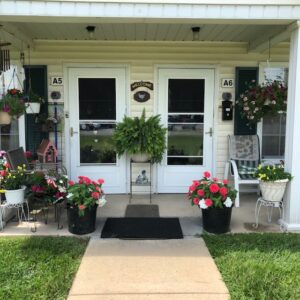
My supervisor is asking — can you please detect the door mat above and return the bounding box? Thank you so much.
[125,204,159,218]
[101,217,183,239]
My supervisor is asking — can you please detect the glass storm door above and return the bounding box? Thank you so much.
[157,68,214,193]
[69,68,127,193]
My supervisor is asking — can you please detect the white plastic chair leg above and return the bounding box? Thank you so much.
[224,161,229,180]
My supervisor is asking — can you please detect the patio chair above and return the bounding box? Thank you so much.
[5,147,31,171]
[224,135,260,207]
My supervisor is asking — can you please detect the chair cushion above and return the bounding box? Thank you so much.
[236,160,259,180]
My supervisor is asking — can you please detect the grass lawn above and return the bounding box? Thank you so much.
[0,236,88,300]
[203,233,300,300]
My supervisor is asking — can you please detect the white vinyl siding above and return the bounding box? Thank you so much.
[10,40,289,180]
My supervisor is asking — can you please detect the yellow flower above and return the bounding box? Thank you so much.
[258,165,262,170]
[0,189,6,193]
[17,166,22,171]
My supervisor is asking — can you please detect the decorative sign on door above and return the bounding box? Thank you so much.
[131,81,153,103]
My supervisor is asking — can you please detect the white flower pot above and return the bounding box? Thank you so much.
[0,111,12,125]
[25,102,41,114]
[5,188,25,205]
[259,179,289,202]
[131,153,150,162]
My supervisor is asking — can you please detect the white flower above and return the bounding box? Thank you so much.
[199,199,208,209]
[66,193,73,199]
[98,196,107,207]
[243,106,249,111]
[243,97,248,101]
[224,197,233,208]
[58,186,66,193]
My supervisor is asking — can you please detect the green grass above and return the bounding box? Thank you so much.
[0,236,89,300]
[203,233,300,300]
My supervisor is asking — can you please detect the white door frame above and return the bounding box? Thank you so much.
[155,65,216,193]
[64,64,130,193]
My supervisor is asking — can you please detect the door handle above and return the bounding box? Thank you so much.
[70,127,78,137]
[205,127,213,137]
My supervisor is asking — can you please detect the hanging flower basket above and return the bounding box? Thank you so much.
[236,80,287,125]
[25,102,41,114]
[0,111,12,125]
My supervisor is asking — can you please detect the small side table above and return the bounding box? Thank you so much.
[130,160,152,204]
[254,197,283,229]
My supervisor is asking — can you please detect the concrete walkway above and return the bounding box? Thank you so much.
[68,238,229,300]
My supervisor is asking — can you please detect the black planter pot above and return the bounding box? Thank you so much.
[201,207,232,234]
[67,205,97,235]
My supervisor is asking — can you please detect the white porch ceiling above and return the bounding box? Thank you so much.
[2,22,287,43]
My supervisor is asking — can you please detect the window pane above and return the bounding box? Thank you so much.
[168,124,203,156]
[80,123,116,164]
[79,78,116,120]
[0,120,19,150]
[262,113,286,158]
[168,157,203,165]
[168,79,204,113]
[168,114,204,123]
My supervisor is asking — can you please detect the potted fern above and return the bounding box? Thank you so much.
[113,109,167,163]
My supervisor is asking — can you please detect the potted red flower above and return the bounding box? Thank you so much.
[66,176,106,235]
[188,171,237,234]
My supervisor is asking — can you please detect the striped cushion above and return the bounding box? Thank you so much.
[236,160,259,180]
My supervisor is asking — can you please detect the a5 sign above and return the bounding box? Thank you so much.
[50,76,63,86]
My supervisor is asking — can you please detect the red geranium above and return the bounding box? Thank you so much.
[203,171,211,178]
[197,189,204,197]
[193,198,199,205]
[219,187,228,197]
[209,183,219,193]
[205,198,213,207]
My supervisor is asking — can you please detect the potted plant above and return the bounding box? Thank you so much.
[66,176,106,235]
[114,109,167,163]
[254,164,292,202]
[0,165,27,205]
[236,80,287,125]
[188,171,237,234]
[23,90,44,114]
[0,89,26,124]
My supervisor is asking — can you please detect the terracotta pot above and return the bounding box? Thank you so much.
[0,112,12,125]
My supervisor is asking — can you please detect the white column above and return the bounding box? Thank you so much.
[282,21,300,231]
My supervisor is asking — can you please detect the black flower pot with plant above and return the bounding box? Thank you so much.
[201,207,232,234]
[67,204,97,235]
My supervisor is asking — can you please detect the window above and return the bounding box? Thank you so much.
[260,67,288,159]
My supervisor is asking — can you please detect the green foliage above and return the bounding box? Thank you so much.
[0,89,25,118]
[203,233,300,300]
[23,90,44,103]
[0,165,27,190]
[113,109,167,163]
[0,236,88,300]
[254,164,292,182]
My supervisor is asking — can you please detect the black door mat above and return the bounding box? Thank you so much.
[101,217,183,239]
[125,204,159,218]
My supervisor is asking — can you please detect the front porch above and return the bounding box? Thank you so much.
[0,193,283,236]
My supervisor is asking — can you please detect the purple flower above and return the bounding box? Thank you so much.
[2,104,10,112]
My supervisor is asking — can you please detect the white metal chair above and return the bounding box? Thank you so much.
[224,135,260,207]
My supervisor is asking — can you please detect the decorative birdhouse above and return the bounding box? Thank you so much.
[37,139,58,163]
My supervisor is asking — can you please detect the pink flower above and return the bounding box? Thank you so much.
[220,187,228,196]
[205,198,213,207]
[79,204,86,210]
[209,183,219,194]
[193,198,199,205]
[91,191,100,199]
[189,185,196,192]
[212,177,218,182]
[68,180,75,186]
[192,180,200,187]
[98,178,104,184]
[223,179,228,185]
[197,189,205,197]
[203,171,211,179]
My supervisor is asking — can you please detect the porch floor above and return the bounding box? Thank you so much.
[0,193,282,236]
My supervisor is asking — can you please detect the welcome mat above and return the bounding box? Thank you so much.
[101,218,183,239]
[125,204,159,218]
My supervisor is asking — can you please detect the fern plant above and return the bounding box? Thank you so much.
[113,109,167,163]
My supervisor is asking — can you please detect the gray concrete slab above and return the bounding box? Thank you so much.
[68,238,229,300]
